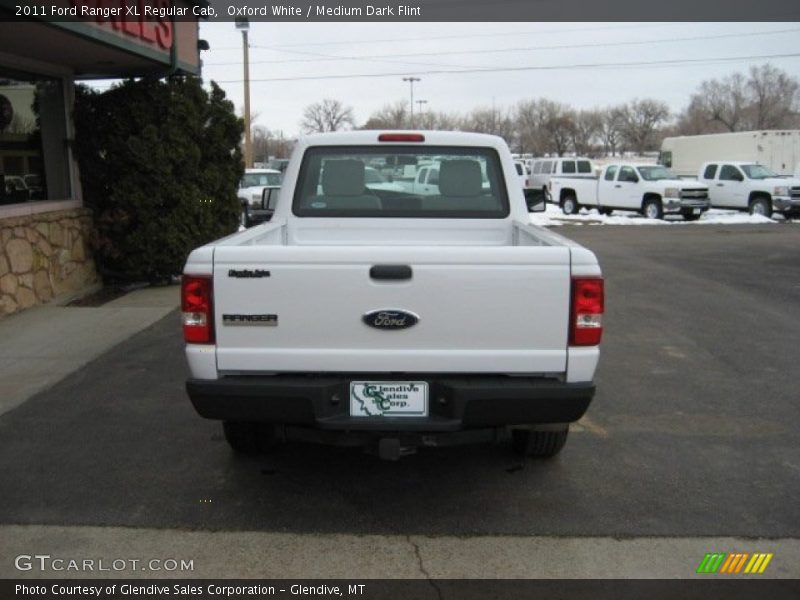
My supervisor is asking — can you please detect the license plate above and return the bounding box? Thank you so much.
[693,208,701,215]
[350,381,428,417]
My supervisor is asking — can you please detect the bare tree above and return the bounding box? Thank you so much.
[462,106,515,144]
[538,100,575,157]
[362,101,409,129]
[571,110,602,156]
[598,107,625,156]
[514,99,544,155]
[676,64,800,134]
[300,98,355,134]
[617,99,670,155]
[747,64,800,129]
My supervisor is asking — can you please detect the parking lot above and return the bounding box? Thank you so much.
[0,223,798,577]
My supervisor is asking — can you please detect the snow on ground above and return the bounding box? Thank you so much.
[529,204,794,227]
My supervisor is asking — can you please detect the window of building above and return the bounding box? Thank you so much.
[0,68,70,206]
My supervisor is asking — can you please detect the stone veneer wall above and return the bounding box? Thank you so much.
[0,208,98,317]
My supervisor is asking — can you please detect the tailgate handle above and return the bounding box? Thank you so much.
[370,265,412,281]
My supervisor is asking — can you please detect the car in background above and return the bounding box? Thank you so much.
[548,163,710,219]
[3,175,30,203]
[514,160,530,188]
[530,157,595,196]
[698,161,800,218]
[23,174,44,200]
[238,168,282,227]
[364,166,405,192]
[267,158,290,173]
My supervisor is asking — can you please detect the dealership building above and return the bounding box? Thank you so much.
[0,2,203,316]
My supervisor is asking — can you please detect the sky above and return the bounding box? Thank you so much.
[189,23,800,138]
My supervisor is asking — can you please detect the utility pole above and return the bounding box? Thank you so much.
[416,100,428,127]
[236,18,252,168]
[402,77,420,128]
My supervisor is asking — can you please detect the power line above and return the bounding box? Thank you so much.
[203,22,691,51]
[212,52,800,84]
[202,27,800,68]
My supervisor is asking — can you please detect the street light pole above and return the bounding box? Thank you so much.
[402,77,420,128]
[236,18,253,168]
[416,99,428,126]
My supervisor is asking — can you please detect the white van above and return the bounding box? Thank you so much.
[529,157,595,195]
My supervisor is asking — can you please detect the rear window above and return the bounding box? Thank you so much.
[241,172,281,187]
[293,146,510,218]
[577,161,592,174]
[561,161,576,174]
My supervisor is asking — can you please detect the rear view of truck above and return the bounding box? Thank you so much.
[182,131,603,460]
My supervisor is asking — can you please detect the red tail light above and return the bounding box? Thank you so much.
[378,133,425,142]
[182,275,214,344]
[570,277,604,346]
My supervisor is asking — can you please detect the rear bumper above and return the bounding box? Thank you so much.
[187,375,594,432]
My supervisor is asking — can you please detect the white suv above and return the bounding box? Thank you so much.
[530,157,594,196]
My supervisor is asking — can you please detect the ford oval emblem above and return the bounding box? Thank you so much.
[363,309,419,330]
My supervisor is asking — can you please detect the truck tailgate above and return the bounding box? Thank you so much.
[213,245,571,374]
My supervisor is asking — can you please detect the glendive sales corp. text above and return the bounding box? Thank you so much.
[231,4,422,17]
[16,584,366,596]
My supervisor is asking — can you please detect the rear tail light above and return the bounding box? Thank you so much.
[570,277,604,346]
[378,133,425,142]
[182,275,214,344]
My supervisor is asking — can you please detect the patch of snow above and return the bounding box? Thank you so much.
[530,204,787,227]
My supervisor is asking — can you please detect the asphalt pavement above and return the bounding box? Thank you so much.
[0,224,798,578]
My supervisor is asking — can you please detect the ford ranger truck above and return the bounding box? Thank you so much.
[182,131,603,460]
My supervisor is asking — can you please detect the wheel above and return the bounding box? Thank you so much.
[598,207,613,216]
[642,198,664,220]
[240,203,250,228]
[222,421,279,455]
[749,197,772,218]
[511,425,569,458]
[561,195,578,215]
[683,212,701,221]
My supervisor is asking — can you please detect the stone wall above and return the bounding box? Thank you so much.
[0,208,98,317]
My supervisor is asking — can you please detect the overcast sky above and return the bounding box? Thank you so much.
[192,22,800,138]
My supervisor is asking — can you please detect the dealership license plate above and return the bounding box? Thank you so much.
[350,381,428,417]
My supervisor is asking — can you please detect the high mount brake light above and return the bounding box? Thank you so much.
[182,275,214,344]
[570,277,604,346]
[378,133,425,142]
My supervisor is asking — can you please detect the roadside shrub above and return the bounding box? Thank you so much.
[73,77,243,282]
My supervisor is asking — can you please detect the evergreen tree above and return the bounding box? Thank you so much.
[74,77,243,282]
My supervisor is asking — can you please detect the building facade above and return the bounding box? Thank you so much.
[0,1,202,316]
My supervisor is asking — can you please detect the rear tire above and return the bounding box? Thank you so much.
[511,426,569,458]
[749,196,772,218]
[683,212,701,221]
[598,207,613,216]
[223,421,279,455]
[561,195,578,215]
[642,198,664,220]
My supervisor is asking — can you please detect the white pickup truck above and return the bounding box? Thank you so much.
[182,131,603,460]
[698,161,800,218]
[549,163,710,220]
